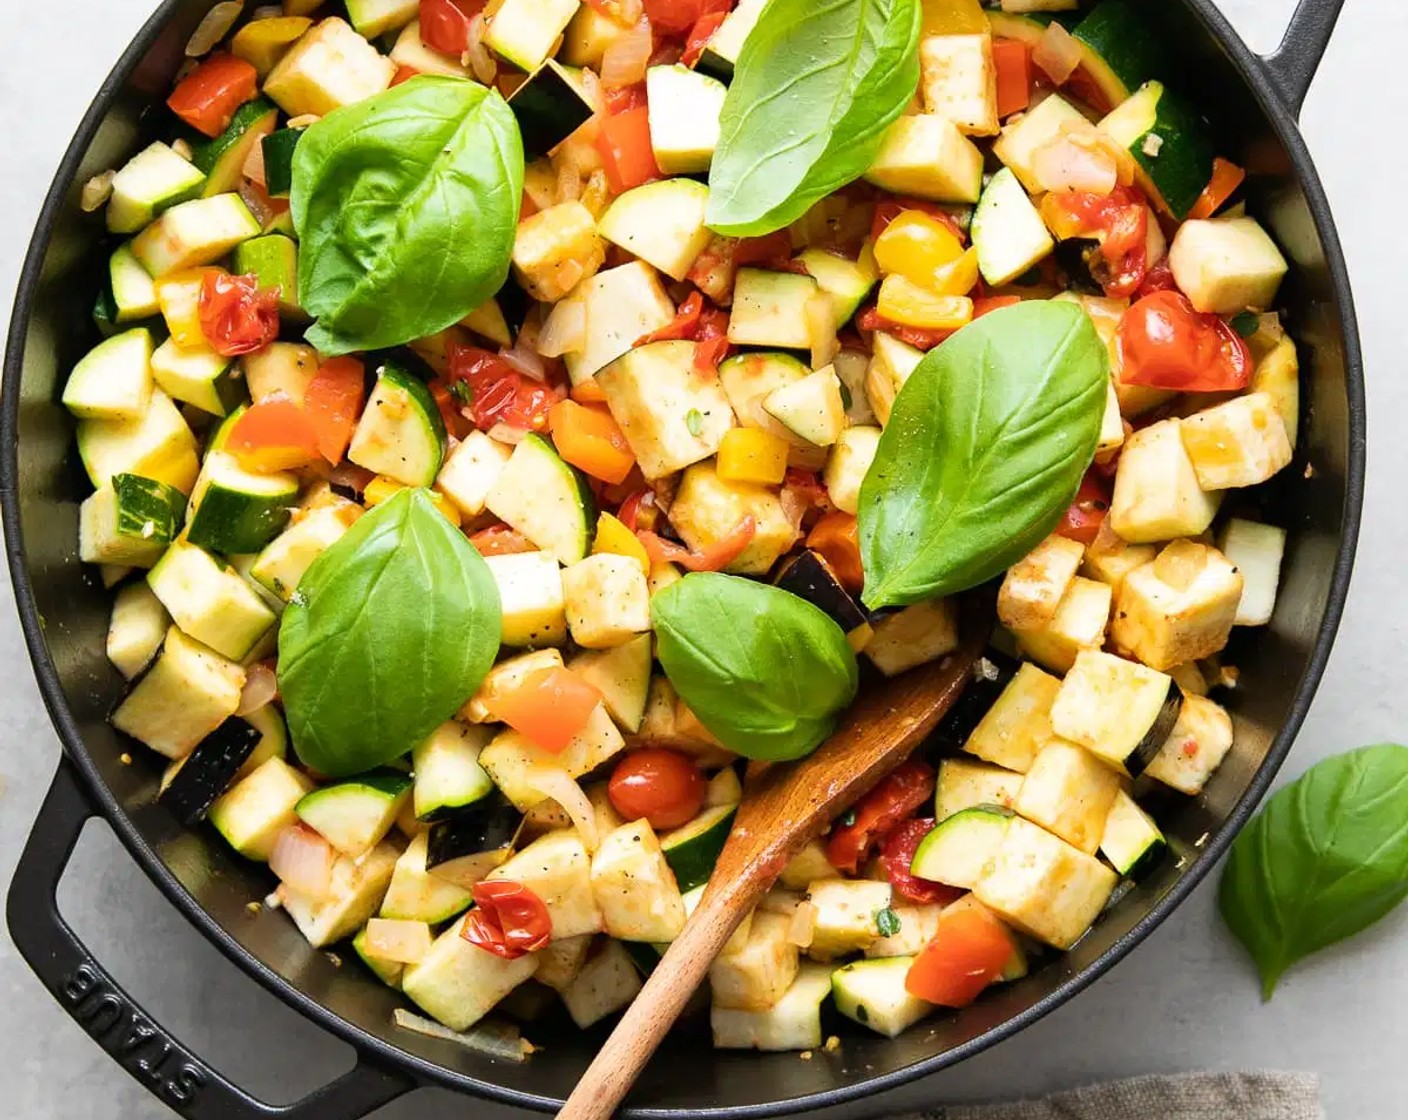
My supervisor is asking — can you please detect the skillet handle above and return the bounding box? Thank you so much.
[1262,0,1346,115]
[6,758,416,1120]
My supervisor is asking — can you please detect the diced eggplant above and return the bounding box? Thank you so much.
[509,60,595,160]
[158,717,261,826]
[1125,679,1185,777]
[1053,238,1105,295]
[928,649,1019,752]
[774,550,868,636]
[424,794,524,888]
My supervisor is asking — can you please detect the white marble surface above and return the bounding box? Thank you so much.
[1,1,1404,1116]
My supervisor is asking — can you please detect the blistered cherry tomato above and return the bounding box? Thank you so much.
[608,749,707,830]
[879,818,963,905]
[198,272,280,357]
[1056,470,1112,546]
[1118,290,1252,393]
[826,759,935,874]
[461,880,552,959]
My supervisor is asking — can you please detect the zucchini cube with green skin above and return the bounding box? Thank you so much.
[1168,216,1288,315]
[568,633,652,733]
[595,341,736,481]
[79,473,185,568]
[920,33,999,137]
[380,832,474,923]
[696,0,766,77]
[147,540,278,661]
[974,817,1118,950]
[565,262,676,384]
[864,599,958,677]
[972,168,1054,287]
[344,0,419,39]
[669,461,798,576]
[910,806,1012,890]
[778,838,836,891]
[250,501,362,602]
[963,661,1062,774]
[823,425,881,516]
[710,910,800,1011]
[1144,693,1233,795]
[728,269,820,350]
[1014,741,1122,855]
[488,829,603,939]
[244,342,320,405]
[659,803,735,895]
[598,179,713,282]
[411,721,494,821]
[561,554,651,649]
[106,141,206,235]
[1050,649,1176,773]
[486,434,595,565]
[150,338,238,417]
[646,65,726,175]
[800,249,879,330]
[1080,520,1156,596]
[562,4,627,67]
[511,201,605,303]
[62,328,154,422]
[106,582,170,679]
[186,452,300,556]
[208,756,315,860]
[864,332,923,427]
[590,820,687,942]
[864,113,984,203]
[993,94,1089,193]
[478,711,624,810]
[1112,540,1243,671]
[233,235,301,318]
[348,363,447,488]
[436,430,512,519]
[352,927,404,988]
[863,902,944,959]
[190,100,280,197]
[109,246,161,322]
[997,534,1085,634]
[280,841,401,947]
[1217,518,1286,627]
[711,963,833,1051]
[485,0,582,71]
[401,913,541,1032]
[716,351,811,447]
[763,367,847,447]
[1179,392,1292,491]
[131,193,262,278]
[462,649,564,722]
[562,940,644,1028]
[535,933,593,993]
[483,551,568,647]
[1099,790,1167,879]
[263,17,395,118]
[832,957,934,1038]
[1016,574,1111,675]
[803,878,893,961]
[1250,325,1300,448]
[935,757,1023,821]
[112,627,245,758]
[296,773,411,857]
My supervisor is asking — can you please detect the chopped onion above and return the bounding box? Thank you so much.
[580,169,610,219]
[578,67,606,114]
[269,823,335,898]
[365,918,433,964]
[1033,22,1082,86]
[524,766,599,852]
[555,160,583,203]
[286,113,320,129]
[236,661,278,716]
[187,1,244,57]
[499,341,546,381]
[464,14,496,85]
[392,1009,532,1062]
[81,171,115,212]
[242,138,267,188]
[601,18,652,88]
[539,296,586,357]
[787,901,817,948]
[807,294,840,371]
[171,137,195,161]
[1032,134,1118,195]
[486,423,527,445]
[239,180,276,228]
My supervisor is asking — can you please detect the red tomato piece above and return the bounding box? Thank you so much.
[878,819,964,906]
[468,525,538,556]
[419,0,477,55]
[636,291,705,344]
[604,82,648,115]
[303,357,366,464]
[167,54,259,138]
[1055,470,1112,546]
[608,748,707,830]
[390,64,420,87]
[644,0,730,36]
[447,343,560,433]
[595,106,661,194]
[483,666,603,753]
[638,514,755,572]
[1134,258,1179,299]
[856,306,955,351]
[992,39,1032,117]
[973,295,1022,319]
[615,489,657,533]
[197,272,280,357]
[462,880,553,958]
[1118,290,1252,393]
[225,398,321,473]
[682,10,729,67]
[905,899,1016,1007]
[825,759,935,874]
[783,468,830,513]
[1042,185,1150,299]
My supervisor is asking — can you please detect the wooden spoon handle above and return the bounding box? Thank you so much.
[556,878,762,1120]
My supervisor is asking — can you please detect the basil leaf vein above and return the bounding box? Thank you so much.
[706,0,920,236]
[858,301,1108,609]
[651,572,859,761]
[278,488,501,777]
[1219,743,1408,999]
[292,75,524,356]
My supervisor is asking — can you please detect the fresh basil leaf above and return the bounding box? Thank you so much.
[278,488,501,777]
[705,0,921,237]
[858,301,1108,609]
[1219,743,1408,999]
[651,572,859,761]
[875,906,901,938]
[292,76,524,356]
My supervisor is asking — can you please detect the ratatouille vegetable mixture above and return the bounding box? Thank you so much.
[72,0,1297,1051]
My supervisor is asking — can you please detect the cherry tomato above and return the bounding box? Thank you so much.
[197,272,280,357]
[681,10,729,66]
[419,0,478,56]
[616,489,657,533]
[608,749,707,830]
[870,198,966,246]
[1041,185,1149,298]
[643,0,730,36]
[461,880,552,959]
[447,343,560,432]
[825,759,935,874]
[167,54,258,137]
[390,65,420,87]
[1118,290,1252,393]
[856,305,955,351]
[1134,258,1179,299]
[637,291,705,344]
[905,898,1016,1007]
[879,818,963,905]
[1056,470,1111,546]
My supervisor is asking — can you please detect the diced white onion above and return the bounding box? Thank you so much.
[269,823,335,898]
[81,171,115,212]
[524,766,599,852]
[787,901,817,948]
[242,138,268,187]
[555,161,583,203]
[285,114,320,129]
[187,1,244,57]
[538,296,586,357]
[464,15,496,85]
[1033,22,1082,86]
[486,423,527,445]
[601,18,652,88]
[498,340,546,381]
[392,1009,532,1062]
[1032,135,1118,195]
[236,661,278,716]
[613,0,644,24]
[364,918,432,964]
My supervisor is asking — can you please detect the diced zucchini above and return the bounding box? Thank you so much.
[478,712,624,810]
[243,342,320,405]
[993,93,1089,192]
[710,910,799,1011]
[412,721,495,821]
[1049,649,1180,774]
[919,33,998,137]
[798,248,879,329]
[263,17,396,118]
[669,461,798,576]
[281,842,400,947]
[261,127,303,199]
[864,331,923,427]
[832,957,934,1038]
[804,878,892,960]
[147,540,278,661]
[962,661,1061,774]
[1144,693,1233,795]
[436,431,512,521]
[486,0,581,70]
[107,142,206,234]
[659,804,735,893]
[488,830,603,939]
[823,425,882,515]
[106,581,170,679]
[62,328,154,422]
[1180,391,1292,491]
[972,167,1054,286]
[646,64,726,174]
[697,0,766,77]
[483,550,568,647]
[209,756,315,860]
[344,0,419,39]
[863,113,984,203]
[1098,80,1214,219]
[598,179,712,282]
[112,626,245,758]
[568,633,652,733]
[1099,789,1166,879]
[380,831,474,923]
[1014,740,1121,854]
[565,262,677,384]
[150,338,239,417]
[189,100,280,196]
[401,913,541,1031]
[353,926,404,988]
[186,451,299,555]
[711,963,832,1051]
[728,269,820,350]
[296,771,411,856]
[79,472,185,567]
[233,234,302,317]
[1217,518,1285,627]
[910,804,1013,890]
[864,902,943,959]
[109,245,162,322]
[590,820,688,942]
[347,360,447,487]
[249,501,362,601]
[486,434,595,566]
[130,193,262,278]
[935,757,1023,820]
[763,367,847,447]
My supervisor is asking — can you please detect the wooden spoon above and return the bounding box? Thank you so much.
[556,606,991,1120]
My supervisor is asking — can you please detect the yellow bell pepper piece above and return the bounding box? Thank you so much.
[367,477,462,526]
[931,248,981,297]
[874,212,965,290]
[155,268,224,350]
[921,0,988,37]
[231,17,313,77]
[593,512,650,571]
[716,428,790,486]
[877,276,974,331]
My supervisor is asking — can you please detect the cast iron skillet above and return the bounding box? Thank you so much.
[1,1,1365,1117]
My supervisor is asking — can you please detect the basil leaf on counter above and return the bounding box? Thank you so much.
[705,0,921,237]
[858,301,1108,609]
[278,488,501,777]
[651,572,859,761]
[292,75,524,356]
[1219,744,1408,999]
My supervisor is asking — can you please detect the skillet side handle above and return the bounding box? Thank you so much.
[6,758,416,1120]
[1262,0,1346,115]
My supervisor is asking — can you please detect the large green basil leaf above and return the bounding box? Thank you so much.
[278,488,500,777]
[705,0,920,237]
[651,573,859,762]
[859,301,1108,609]
[1220,744,1408,999]
[292,76,524,356]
